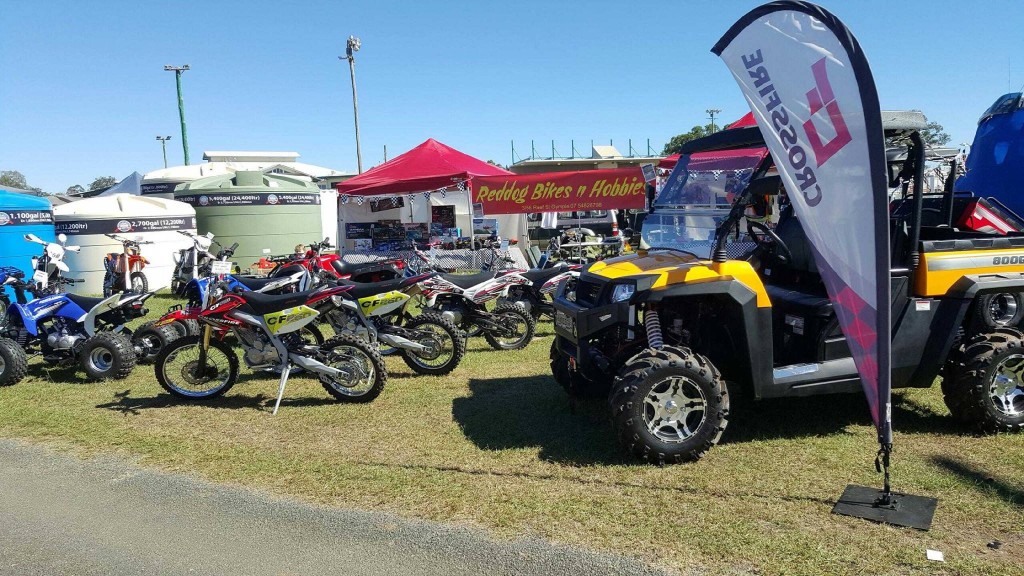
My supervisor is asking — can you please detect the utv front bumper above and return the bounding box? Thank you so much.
[552,273,651,369]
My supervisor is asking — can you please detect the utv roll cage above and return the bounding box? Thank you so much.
[659,111,930,266]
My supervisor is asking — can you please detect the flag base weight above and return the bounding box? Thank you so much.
[832,484,937,530]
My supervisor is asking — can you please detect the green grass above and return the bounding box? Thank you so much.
[1,293,1022,575]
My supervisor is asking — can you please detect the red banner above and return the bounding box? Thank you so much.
[473,168,646,214]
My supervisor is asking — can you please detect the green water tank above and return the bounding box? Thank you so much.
[175,171,324,268]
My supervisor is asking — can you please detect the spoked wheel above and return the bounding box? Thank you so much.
[130,272,148,294]
[318,334,386,403]
[400,313,465,375]
[155,335,239,400]
[483,304,535,350]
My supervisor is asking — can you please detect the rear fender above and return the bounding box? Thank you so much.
[155,308,200,327]
[79,294,125,336]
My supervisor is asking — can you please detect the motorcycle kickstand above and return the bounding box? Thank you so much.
[272,363,292,416]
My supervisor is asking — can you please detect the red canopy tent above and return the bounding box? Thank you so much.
[657,112,758,169]
[336,138,512,196]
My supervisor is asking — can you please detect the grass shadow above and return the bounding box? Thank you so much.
[723,390,963,444]
[451,375,628,466]
[96,389,338,415]
[931,455,1024,509]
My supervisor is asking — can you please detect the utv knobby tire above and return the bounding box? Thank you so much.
[155,335,239,400]
[0,337,28,386]
[484,304,536,351]
[550,339,610,398]
[179,319,202,338]
[132,321,180,364]
[79,331,137,380]
[610,345,729,464]
[400,313,465,376]
[973,292,1024,331]
[944,328,1024,433]
[318,333,387,403]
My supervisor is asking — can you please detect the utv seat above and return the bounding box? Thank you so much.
[521,265,568,285]
[339,274,428,300]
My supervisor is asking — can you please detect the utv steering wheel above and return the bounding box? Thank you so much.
[746,221,793,265]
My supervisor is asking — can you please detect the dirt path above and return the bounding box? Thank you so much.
[0,439,669,576]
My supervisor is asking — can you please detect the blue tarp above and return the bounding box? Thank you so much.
[955,93,1024,216]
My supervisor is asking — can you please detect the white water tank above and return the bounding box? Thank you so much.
[53,194,197,295]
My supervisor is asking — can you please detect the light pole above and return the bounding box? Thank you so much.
[706,108,722,133]
[341,36,363,173]
[164,64,191,165]
[156,135,172,168]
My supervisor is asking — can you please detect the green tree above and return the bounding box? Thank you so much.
[66,184,85,195]
[88,176,117,191]
[662,124,715,155]
[922,120,951,147]
[0,170,29,189]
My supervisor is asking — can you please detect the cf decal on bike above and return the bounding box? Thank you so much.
[264,305,318,334]
[357,290,409,315]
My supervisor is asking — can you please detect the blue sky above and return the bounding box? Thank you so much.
[2,0,1022,193]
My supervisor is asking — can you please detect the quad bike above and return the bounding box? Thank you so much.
[103,234,152,296]
[3,276,153,381]
[417,267,536,351]
[552,112,1024,464]
[154,284,386,414]
[317,272,465,375]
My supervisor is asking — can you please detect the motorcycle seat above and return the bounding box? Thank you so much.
[233,275,285,291]
[330,259,397,276]
[520,265,567,285]
[441,271,496,290]
[67,294,105,311]
[237,290,316,316]
[341,274,426,299]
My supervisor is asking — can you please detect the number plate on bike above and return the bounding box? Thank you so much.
[210,260,232,274]
[554,310,576,338]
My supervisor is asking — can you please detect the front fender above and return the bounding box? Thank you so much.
[6,304,39,336]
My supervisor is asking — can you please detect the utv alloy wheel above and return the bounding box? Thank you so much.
[973,292,1024,330]
[611,345,729,464]
[945,327,1024,432]
[642,376,708,443]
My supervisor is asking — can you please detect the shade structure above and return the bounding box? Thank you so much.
[0,190,55,299]
[53,194,197,295]
[175,171,324,268]
[337,139,512,197]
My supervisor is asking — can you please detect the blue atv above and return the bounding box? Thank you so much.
[2,273,154,380]
[0,267,30,386]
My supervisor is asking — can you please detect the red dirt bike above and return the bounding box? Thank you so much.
[267,238,405,283]
[154,283,386,414]
[103,234,152,296]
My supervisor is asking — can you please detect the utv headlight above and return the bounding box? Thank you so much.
[611,284,635,303]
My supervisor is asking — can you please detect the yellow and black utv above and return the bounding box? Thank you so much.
[551,111,1024,464]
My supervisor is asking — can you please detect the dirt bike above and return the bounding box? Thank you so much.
[318,272,465,375]
[417,267,536,351]
[268,238,404,283]
[24,233,80,295]
[154,284,385,414]
[171,231,217,296]
[496,262,580,321]
[103,234,152,296]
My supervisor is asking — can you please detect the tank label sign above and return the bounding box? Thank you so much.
[176,193,321,207]
[140,182,180,195]
[0,210,54,226]
[56,217,197,235]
